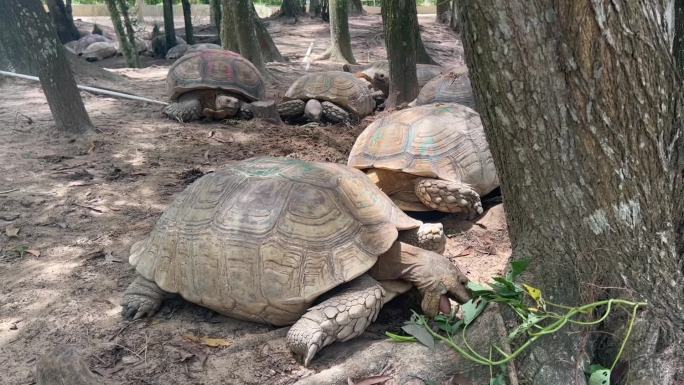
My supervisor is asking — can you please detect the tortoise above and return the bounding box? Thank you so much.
[344,61,444,98]
[415,67,475,109]
[162,50,266,122]
[165,43,222,60]
[277,71,375,123]
[121,156,469,366]
[348,103,499,217]
[66,34,110,56]
[82,41,118,62]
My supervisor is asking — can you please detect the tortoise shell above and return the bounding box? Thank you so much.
[355,61,444,88]
[166,50,265,102]
[284,71,375,118]
[128,157,420,326]
[416,70,475,109]
[348,103,499,195]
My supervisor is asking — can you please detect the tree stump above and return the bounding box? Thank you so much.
[249,101,283,125]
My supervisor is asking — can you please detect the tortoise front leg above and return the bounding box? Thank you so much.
[414,178,483,218]
[397,222,446,254]
[121,276,169,320]
[286,275,385,366]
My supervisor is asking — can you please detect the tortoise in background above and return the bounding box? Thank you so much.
[121,157,469,366]
[163,50,265,122]
[348,103,499,217]
[165,43,223,60]
[415,67,476,109]
[277,71,375,123]
[344,61,444,98]
[82,41,118,62]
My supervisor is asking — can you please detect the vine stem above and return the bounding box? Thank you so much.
[611,302,643,370]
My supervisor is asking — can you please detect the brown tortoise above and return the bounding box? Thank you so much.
[348,103,499,217]
[163,50,266,122]
[121,157,469,366]
[415,67,476,110]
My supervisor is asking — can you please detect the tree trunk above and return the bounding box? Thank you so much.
[317,0,356,63]
[105,0,139,68]
[310,0,322,17]
[348,0,364,16]
[210,0,222,39]
[675,0,684,77]
[280,0,304,20]
[220,0,239,51]
[449,0,459,32]
[181,0,194,45]
[116,0,140,58]
[321,0,330,21]
[232,0,264,70]
[0,0,92,133]
[136,0,145,23]
[45,0,80,43]
[411,6,436,64]
[382,0,418,107]
[162,0,177,49]
[65,0,74,23]
[435,0,450,24]
[251,2,285,63]
[458,1,684,385]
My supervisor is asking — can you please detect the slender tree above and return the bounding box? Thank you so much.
[220,0,239,51]
[410,6,436,64]
[317,0,356,63]
[310,0,322,17]
[104,0,139,67]
[381,0,418,107]
[46,0,80,43]
[449,0,459,32]
[0,0,92,133]
[231,0,264,70]
[116,0,140,57]
[136,0,145,23]
[251,2,285,62]
[459,1,683,384]
[181,0,194,45]
[162,0,177,49]
[675,0,684,77]
[348,0,364,16]
[280,0,305,20]
[210,0,222,39]
[435,0,450,24]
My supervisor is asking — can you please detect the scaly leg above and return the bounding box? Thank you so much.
[286,275,385,366]
[162,98,203,122]
[121,276,169,320]
[397,222,446,254]
[414,178,483,218]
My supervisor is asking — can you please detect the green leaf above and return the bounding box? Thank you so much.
[588,369,610,385]
[401,324,434,349]
[467,281,492,293]
[462,298,488,325]
[588,364,607,374]
[490,373,506,385]
[509,259,530,281]
[507,313,544,340]
[385,332,416,342]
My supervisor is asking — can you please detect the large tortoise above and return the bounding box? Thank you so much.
[415,67,475,109]
[348,103,499,216]
[163,50,265,122]
[122,157,469,366]
[277,71,375,123]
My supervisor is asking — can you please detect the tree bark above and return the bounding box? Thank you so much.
[348,0,364,16]
[162,0,177,49]
[458,1,684,385]
[46,0,80,43]
[251,2,285,63]
[0,0,92,133]
[210,0,222,40]
[381,0,418,108]
[317,0,356,63]
[65,0,74,23]
[181,0,194,45]
[220,0,238,51]
[310,0,322,17]
[411,6,436,64]
[116,0,140,58]
[105,0,139,68]
[449,0,459,32]
[136,0,145,23]
[436,0,450,24]
[280,0,304,20]
[232,0,264,70]
[675,0,684,77]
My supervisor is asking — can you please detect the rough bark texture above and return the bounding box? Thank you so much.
[181,0,194,45]
[280,0,305,20]
[458,1,684,385]
[382,0,418,108]
[232,0,264,70]
[449,0,459,32]
[348,0,364,16]
[105,0,139,68]
[220,0,239,51]
[1,0,92,133]
[411,5,436,64]
[117,0,140,62]
[436,0,450,24]
[162,0,177,49]
[251,2,285,63]
[46,0,80,43]
[210,0,222,41]
[318,0,356,63]
[310,0,322,17]
[676,0,684,77]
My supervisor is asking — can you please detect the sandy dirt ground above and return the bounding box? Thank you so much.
[0,15,509,385]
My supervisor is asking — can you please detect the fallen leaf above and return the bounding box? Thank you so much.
[5,225,19,237]
[350,375,391,385]
[26,249,40,257]
[183,335,232,348]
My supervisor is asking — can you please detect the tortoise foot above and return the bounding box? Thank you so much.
[162,99,203,122]
[398,222,446,254]
[286,275,385,366]
[414,178,483,218]
[121,276,167,320]
[321,101,350,123]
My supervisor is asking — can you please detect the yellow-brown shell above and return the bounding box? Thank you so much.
[129,157,420,326]
[416,71,476,110]
[284,71,375,117]
[348,103,499,195]
[166,50,265,101]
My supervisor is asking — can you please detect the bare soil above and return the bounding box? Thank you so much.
[0,15,509,385]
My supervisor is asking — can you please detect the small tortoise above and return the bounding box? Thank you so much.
[165,43,222,60]
[65,34,110,56]
[122,157,469,366]
[415,67,475,109]
[82,41,118,62]
[163,50,265,122]
[344,61,444,98]
[348,103,499,216]
[277,71,375,123]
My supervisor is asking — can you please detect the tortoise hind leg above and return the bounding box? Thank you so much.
[121,276,169,320]
[162,98,203,122]
[286,275,385,366]
[414,178,483,218]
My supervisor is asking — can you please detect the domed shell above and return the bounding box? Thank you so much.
[348,103,498,195]
[284,71,375,118]
[129,157,420,326]
[416,71,475,109]
[166,49,265,102]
